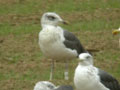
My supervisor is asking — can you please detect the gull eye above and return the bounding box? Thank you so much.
[86,56,90,59]
[47,16,55,20]
[47,85,54,89]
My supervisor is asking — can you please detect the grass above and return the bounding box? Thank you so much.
[0,0,120,90]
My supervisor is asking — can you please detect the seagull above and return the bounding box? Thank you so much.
[74,53,120,90]
[39,12,87,80]
[34,81,56,90]
[112,27,120,48]
[34,81,73,90]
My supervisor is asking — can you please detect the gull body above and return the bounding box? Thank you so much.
[39,25,77,60]
[74,53,120,90]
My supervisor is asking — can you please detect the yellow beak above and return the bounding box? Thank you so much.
[112,30,120,35]
[62,21,69,25]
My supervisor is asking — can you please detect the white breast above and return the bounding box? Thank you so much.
[39,26,77,60]
[74,65,109,90]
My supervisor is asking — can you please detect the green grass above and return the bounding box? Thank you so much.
[0,0,120,14]
[0,0,120,90]
[0,23,40,35]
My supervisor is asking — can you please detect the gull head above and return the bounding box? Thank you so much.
[41,12,68,27]
[78,53,93,66]
[34,81,56,90]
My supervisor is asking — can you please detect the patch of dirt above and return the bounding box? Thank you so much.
[0,1,120,89]
[0,0,28,4]
[0,8,120,26]
[63,8,120,22]
[0,29,120,90]
[0,14,41,26]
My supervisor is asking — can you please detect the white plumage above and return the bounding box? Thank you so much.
[74,53,115,90]
[39,12,87,80]
[34,81,56,90]
[39,25,77,60]
[34,81,73,90]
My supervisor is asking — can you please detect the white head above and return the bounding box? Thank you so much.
[118,27,120,30]
[41,12,68,27]
[78,53,93,66]
[34,81,56,90]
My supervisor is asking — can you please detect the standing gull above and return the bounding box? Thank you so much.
[112,27,120,48]
[74,53,120,90]
[39,12,87,80]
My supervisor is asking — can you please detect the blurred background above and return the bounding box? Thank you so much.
[0,0,120,90]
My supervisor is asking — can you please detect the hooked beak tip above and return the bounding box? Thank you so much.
[112,30,120,35]
[63,21,69,25]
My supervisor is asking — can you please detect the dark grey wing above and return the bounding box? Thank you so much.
[63,30,87,56]
[54,85,73,90]
[98,69,120,90]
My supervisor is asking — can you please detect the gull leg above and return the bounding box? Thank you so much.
[50,59,54,81]
[64,60,69,80]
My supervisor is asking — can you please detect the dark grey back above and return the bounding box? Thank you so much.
[98,69,120,90]
[63,30,88,56]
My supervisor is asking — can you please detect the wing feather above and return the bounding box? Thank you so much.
[63,30,87,56]
[98,69,120,90]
